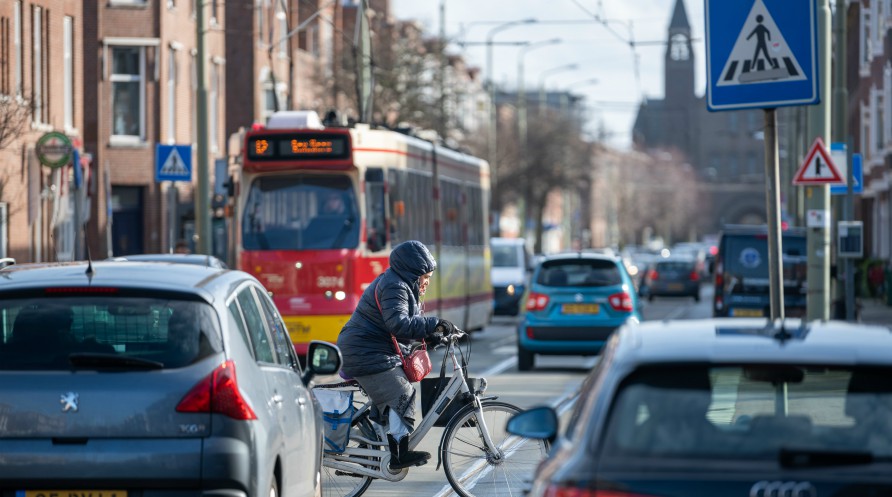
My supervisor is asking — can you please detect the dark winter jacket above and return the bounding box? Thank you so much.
[337,240,441,377]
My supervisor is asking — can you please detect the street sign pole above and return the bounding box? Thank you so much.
[805,0,832,321]
[764,108,784,319]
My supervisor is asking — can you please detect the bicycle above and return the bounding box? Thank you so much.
[315,331,550,497]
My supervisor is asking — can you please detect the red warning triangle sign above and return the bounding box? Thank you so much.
[793,137,844,185]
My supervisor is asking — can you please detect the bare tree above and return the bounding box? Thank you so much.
[0,95,30,152]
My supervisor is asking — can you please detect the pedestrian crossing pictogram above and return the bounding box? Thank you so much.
[155,144,192,182]
[716,0,807,87]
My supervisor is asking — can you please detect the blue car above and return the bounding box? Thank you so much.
[517,252,641,370]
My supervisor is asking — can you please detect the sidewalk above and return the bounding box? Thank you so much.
[860,298,892,329]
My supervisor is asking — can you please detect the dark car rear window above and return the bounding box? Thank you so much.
[537,259,622,287]
[655,261,695,272]
[0,298,222,370]
[723,234,807,281]
[601,365,892,460]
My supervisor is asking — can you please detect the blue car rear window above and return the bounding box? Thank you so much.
[537,260,622,287]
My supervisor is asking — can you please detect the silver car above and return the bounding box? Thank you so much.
[0,259,341,497]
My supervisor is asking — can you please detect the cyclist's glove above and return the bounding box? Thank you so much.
[424,332,446,346]
[435,319,456,336]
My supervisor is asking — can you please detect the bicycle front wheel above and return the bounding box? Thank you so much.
[321,413,382,497]
[441,401,550,497]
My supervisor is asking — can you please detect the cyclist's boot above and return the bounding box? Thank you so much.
[387,434,430,470]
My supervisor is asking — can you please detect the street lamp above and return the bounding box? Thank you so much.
[486,18,536,229]
[561,77,599,114]
[538,63,578,115]
[517,38,561,152]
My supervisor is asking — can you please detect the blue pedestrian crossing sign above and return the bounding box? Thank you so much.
[156,144,192,182]
[706,0,819,111]
[831,153,864,195]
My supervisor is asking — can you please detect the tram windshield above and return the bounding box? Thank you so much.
[242,174,360,250]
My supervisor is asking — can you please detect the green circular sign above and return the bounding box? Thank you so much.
[36,131,74,169]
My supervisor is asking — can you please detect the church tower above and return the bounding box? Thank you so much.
[664,0,695,103]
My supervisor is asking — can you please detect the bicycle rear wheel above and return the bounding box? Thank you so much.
[321,412,382,497]
[441,401,550,497]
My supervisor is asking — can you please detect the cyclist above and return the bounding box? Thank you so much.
[337,240,457,470]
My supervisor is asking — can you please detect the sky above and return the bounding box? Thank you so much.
[388,0,707,150]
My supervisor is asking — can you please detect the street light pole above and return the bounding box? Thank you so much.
[486,18,535,233]
[195,0,211,254]
[518,38,561,153]
[538,63,578,115]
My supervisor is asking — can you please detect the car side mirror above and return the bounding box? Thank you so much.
[506,406,559,445]
[302,340,343,385]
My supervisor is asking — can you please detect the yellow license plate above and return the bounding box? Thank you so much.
[24,492,127,497]
[562,303,599,314]
[732,308,764,317]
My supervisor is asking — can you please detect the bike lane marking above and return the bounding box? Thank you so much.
[431,374,583,497]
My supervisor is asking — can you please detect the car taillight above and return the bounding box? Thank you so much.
[689,270,700,282]
[526,292,550,311]
[608,291,633,312]
[648,270,659,281]
[543,486,659,497]
[176,360,257,420]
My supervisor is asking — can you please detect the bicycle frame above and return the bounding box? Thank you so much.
[321,337,499,482]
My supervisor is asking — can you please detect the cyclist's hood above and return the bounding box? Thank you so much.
[390,240,437,283]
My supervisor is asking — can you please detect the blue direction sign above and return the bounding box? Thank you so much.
[831,153,863,195]
[706,0,819,111]
[156,144,192,182]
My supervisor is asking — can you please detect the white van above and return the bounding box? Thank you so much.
[490,237,532,316]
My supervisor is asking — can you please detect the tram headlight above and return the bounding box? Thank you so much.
[335,291,346,301]
[506,284,516,296]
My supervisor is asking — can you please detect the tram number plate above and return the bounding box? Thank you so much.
[732,308,764,317]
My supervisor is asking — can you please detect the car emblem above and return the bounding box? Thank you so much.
[574,293,584,302]
[60,392,79,413]
[749,481,816,497]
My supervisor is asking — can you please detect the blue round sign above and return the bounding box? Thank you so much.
[739,248,762,269]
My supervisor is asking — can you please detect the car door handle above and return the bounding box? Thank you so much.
[272,394,284,405]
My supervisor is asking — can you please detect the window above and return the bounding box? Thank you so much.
[227,300,254,358]
[861,6,871,76]
[210,61,219,152]
[257,290,298,369]
[63,16,74,131]
[167,46,177,143]
[236,287,275,363]
[365,168,386,252]
[276,1,287,57]
[13,1,21,97]
[31,5,43,124]
[111,46,145,141]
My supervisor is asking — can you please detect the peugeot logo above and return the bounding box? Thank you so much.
[750,481,817,497]
[60,392,79,413]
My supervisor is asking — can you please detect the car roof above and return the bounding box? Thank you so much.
[613,319,892,367]
[0,261,251,303]
[541,251,619,263]
[107,253,227,268]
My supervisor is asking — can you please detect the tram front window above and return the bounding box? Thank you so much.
[242,175,360,250]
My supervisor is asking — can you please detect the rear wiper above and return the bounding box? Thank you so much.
[67,353,165,370]
[780,447,874,468]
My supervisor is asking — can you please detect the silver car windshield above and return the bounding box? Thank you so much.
[0,298,222,370]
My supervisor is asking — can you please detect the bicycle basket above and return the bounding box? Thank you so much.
[312,388,355,453]
[421,376,481,427]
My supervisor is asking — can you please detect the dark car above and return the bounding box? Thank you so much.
[107,252,229,269]
[517,252,641,371]
[644,256,702,301]
[713,225,807,318]
[507,318,892,496]
[0,259,341,497]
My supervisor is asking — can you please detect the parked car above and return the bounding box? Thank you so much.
[491,237,533,316]
[107,252,229,269]
[507,318,892,496]
[713,224,807,317]
[0,259,341,497]
[517,252,641,371]
[644,256,702,301]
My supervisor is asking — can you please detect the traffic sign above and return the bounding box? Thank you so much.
[793,138,843,185]
[156,144,192,182]
[706,0,819,111]
[831,152,863,195]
